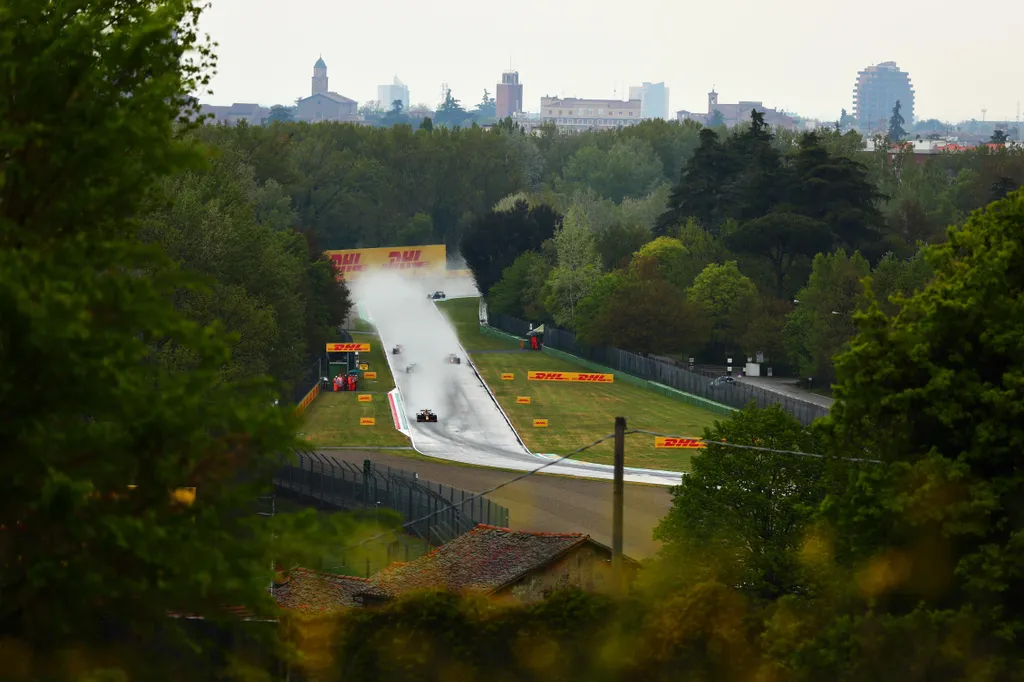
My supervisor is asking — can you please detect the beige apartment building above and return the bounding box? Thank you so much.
[540,96,642,132]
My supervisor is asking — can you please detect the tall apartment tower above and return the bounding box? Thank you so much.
[852,61,915,132]
[496,71,523,118]
[629,82,670,119]
[312,56,328,96]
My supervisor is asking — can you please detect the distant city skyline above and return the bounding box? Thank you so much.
[197,0,1021,124]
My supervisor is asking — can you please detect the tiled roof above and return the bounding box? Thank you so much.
[273,568,380,613]
[365,525,592,598]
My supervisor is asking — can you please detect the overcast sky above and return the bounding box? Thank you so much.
[198,0,1021,123]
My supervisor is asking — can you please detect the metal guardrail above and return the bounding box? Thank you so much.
[487,314,829,426]
[274,451,510,546]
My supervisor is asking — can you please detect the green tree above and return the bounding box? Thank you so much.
[888,100,906,141]
[686,261,758,356]
[708,109,725,127]
[654,405,829,600]
[486,251,552,321]
[869,250,932,316]
[723,212,832,298]
[545,203,602,329]
[559,138,666,203]
[461,200,561,297]
[990,129,1009,144]
[267,104,296,123]
[821,189,1024,675]
[0,0,295,676]
[631,236,693,290]
[783,249,870,383]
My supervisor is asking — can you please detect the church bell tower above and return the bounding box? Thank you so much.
[312,56,328,96]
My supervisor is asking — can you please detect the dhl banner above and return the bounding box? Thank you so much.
[364,371,378,379]
[501,373,515,380]
[359,363,369,370]
[516,396,531,404]
[357,394,372,403]
[533,419,549,427]
[327,343,370,352]
[654,437,707,449]
[527,371,614,383]
[360,417,376,426]
[295,382,320,415]
[325,245,447,280]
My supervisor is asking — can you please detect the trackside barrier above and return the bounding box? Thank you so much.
[275,451,510,546]
[295,383,321,415]
[486,314,829,426]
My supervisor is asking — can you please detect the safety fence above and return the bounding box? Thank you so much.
[487,314,829,426]
[274,451,510,546]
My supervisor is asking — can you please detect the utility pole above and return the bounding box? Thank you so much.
[612,416,626,594]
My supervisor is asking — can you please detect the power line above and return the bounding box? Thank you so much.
[326,428,878,559]
[628,429,882,464]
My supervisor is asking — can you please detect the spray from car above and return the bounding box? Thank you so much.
[348,272,468,423]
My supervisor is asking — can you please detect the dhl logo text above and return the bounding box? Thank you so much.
[330,252,365,274]
[527,371,614,383]
[326,343,371,352]
[386,250,425,269]
[654,437,707,449]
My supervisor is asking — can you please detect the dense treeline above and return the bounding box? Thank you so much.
[473,113,1024,382]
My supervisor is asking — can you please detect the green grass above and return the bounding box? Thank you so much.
[438,298,523,350]
[301,391,409,447]
[473,354,720,472]
[350,331,395,391]
[437,297,723,472]
[302,331,405,447]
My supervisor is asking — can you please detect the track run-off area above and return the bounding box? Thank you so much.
[345,272,716,487]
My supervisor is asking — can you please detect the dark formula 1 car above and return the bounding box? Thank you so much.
[392,344,404,355]
[416,409,438,423]
[405,363,417,373]
[427,291,446,300]
[445,353,461,365]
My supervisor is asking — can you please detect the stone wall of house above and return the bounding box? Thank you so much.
[503,545,612,603]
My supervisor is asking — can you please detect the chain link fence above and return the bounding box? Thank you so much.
[487,315,829,426]
[275,451,510,546]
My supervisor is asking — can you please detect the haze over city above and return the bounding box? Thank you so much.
[199,0,1021,122]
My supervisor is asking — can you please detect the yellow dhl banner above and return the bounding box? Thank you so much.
[654,437,707,449]
[360,417,376,426]
[363,371,378,379]
[501,373,515,380]
[325,245,447,279]
[527,371,614,383]
[533,419,549,427]
[295,382,320,415]
[326,343,370,352]
[516,396,531,404]
[357,394,372,402]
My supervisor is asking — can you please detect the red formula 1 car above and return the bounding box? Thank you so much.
[416,409,438,423]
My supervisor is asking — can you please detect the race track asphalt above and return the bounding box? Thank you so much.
[321,449,674,560]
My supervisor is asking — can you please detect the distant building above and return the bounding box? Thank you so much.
[496,70,524,119]
[198,102,270,125]
[377,76,410,113]
[675,89,797,130]
[629,82,670,120]
[540,96,642,132]
[295,56,358,123]
[853,61,915,133]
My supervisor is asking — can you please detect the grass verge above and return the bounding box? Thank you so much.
[351,331,395,391]
[300,392,409,447]
[438,298,722,473]
[439,298,522,351]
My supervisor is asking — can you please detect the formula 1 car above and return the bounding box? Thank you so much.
[416,409,438,423]
[405,363,417,373]
[427,291,446,300]
[445,353,461,365]
[392,344,404,355]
